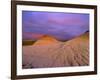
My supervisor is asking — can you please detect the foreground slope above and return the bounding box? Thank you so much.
[22,33,89,68]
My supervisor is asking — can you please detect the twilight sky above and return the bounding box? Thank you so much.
[22,11,89,41]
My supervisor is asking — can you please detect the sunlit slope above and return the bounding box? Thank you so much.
[22,32,89,68]
[34,35,60,45]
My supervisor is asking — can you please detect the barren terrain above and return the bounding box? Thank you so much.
[22,33,89,69]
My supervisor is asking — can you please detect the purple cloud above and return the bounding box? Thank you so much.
[22,11,89,41]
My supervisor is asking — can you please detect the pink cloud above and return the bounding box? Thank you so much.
[23,32,44,40]
[47,16,85,26]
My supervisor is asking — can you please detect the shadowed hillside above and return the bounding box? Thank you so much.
[23,40,36,46]
[22,32,89,68]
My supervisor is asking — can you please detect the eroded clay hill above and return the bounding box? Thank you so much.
[22,32,89,68]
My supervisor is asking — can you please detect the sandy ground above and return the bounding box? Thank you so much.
[22,33,89,69]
